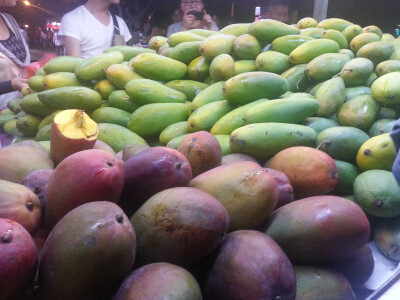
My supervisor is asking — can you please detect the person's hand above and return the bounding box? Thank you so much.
[11,77,28,92]
[202,10,213,30]
[182,13,197,30]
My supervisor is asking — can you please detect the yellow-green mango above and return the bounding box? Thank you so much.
[21,93,57,117]
[356,41,395,66]
[127,102,190,138]
[125,79,186,105]
[28,75,45,92]
[289,39,340,65]
[214,135,232,155]
[318,18,353,31]
[3,119,17,135]
[371,71,400,105]
[223,72,288,106]
[188,28,217,37]
[314,77,346,117]
[230,123,317,160]
[300,27,325,39]
[391,49,400,60]
[340,57,374,87]
[75,51,124,81]
[108,90,139,113]
[210,98,268,135]
[337,95,380,130]
[42,72,83,90]
[97,123,147,152]
[393,39,400,51]
[306,53,351,81]
[37,110,62,131]
[35,124,51,141]
[16,112,42,137]
[234,60,257,75]
[91,106,131,127]
[159,121,189,146]
[148,36,169,52]
[187,100,233,132]
[43,56,84,74]
[187,56,210,82]
[219,23,250,36]
[0,108,13,116]
[301,117,340,135]
[233,34,261,60]
[157,42,170,54]
[375,60,400,77]
[35,67,46,76]
[322,29,348,49]
[166,133,189,149]
[368,119,396,137]
[349,32,381,53]
[297,17,318,29]
[363,25,383,37]
[248,19,300,44]
[199,33,236,60]
[341,24,363,42]
[165,80,209,102]
[93,79,117,100]
[38,86,102,111]
[168,31,205,47]
[209,54,235,81]
[243,97,320,125]
[381,33,396,42]
[0,114,16,129]
[106,63,143,89]
[191,81,225,110]
[338,49,355,59]
[103,45,155,61]
[281,64,312,92]
[168,41,201,64]
[255,51,291,74]
[130,53,187,82]
[344,86,371,101]
[365,72,378,87]
[271,34,314,56]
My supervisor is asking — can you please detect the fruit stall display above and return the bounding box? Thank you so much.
[1,16,400,299]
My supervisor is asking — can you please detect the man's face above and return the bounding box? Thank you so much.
[264,5,289,23]
[180,0,204,15]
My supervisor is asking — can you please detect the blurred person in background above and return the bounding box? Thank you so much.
[167,0,218,37]
[262,0,290,23]
[171,8,183,24]
[59,0,132,58]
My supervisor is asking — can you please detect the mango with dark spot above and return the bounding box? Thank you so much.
[39,201,136,300]
[130,187,229,266]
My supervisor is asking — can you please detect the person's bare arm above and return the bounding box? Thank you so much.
[63,36,81,58]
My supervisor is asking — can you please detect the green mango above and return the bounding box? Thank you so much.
[42,72,83,90]
[168,41,202,64]
[214,134,232,155]
[318,18,353,31]
[322,29,348,49]
[230,123,317,160]
[371,72,400,105]
[38,86,102,111]
[28,75,45,92]
[338,48,355,59]
[93,79,117,100]
[301,117,340,135]
[271,34,314,56]
[233,34,261,60]
[234,60,257,75]
[106,63,143,89]
[340,57,374,87]
[187,100,233,132]
[130,53,187,82]
[356,41,395,66]
[191,81,225,110]
[37,110,62,131]
[375,60,400,77]
[75,51,124,81]
[337,94,380,130]
[349,32,381,53]
[332,160,361,196]
[365,72,378,87]
[148,36,169,52]
[255,51,291,74]
[314,77,346,117]
[391,49,400,60]
[168,31,205,47]
[289,39,340,65]
[341,24,363,42]
[316,126,370,161]
[209,54,235,81]
[188,28,217,37]
[91,107,131,127]
[199,33,236,60]
[210,98,268,135]
[159,121,189,146]
[16,112,42,137]
[97,123,147,152]
[305,53,351,81]
[281,64,312,92]
[108,90,139,113]
[125,79,187,105]
[243,97,320,125]
[35,124,51,141]
[166,133,189,149]
[35,67,47,76]
[0,108,13,116]
[187,56,211,82]
[300,27,325,39]
[165,80,209,102]
[378,106,396,119]
[362,25,383,37]
[381,33,396,42]
[0,114,16,129]
[21,93,57,117]
[127,102,190,138]
[368,119,396,137]
[103,45,155,61]
[296,17,318,29]
[223,72,289,106]
[3,119,17,135]
[43,56,84,74]
[219,23,250,36]
[344,86,371,101]
[248,19,300,44]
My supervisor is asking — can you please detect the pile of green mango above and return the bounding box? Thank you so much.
[2,16,400,297]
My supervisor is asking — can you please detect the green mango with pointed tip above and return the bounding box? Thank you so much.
[159,121,189,146]
[356,41,395,66]
[306,53,351,81]
[187,56,211,82]
[271,34,314,56]
[43,56,84,74]
[21,93,57,117]
[165,80,209,102]
[342,24,363,42]
[168,41,202,64]
[108,90,139,113]
[256,51,291,74]
[314,77,346,117]
[340,57,374,87]
[349,32,381,53]
[187,100,233,132]
[322,29,348,49]
[289,39,339,65]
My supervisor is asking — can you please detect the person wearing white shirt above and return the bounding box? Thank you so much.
[59,0,131,58]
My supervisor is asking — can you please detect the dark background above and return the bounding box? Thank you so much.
[3,0,400,35]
